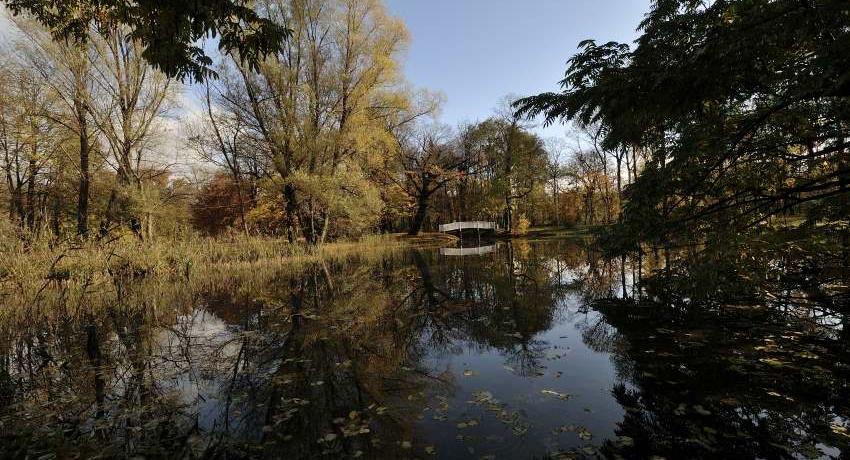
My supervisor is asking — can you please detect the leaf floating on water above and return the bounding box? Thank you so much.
[692,405,711,416]
[830,424,850,439]
[456,419,478,429]
[759,358,786,367]
[463,369,479,377]
[541,389,571,401]
[577,426,592,440]
[617,436,635,447]
[795,351,819,360]
[424,446,436,455]
[400,441,412,449]
[552,424,577,435]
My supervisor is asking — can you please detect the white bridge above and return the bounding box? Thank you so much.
[438,221,499,233]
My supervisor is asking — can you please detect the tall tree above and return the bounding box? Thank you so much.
[219,0,412,244]
[89,26,173,239]
[13,20,99,236]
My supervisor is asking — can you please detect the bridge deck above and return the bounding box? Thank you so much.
[438,221,499,233]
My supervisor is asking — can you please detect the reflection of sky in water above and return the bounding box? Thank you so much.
[153,309,240,434]
[417,294,624,459]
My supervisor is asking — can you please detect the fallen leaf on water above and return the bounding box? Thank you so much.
[618,436,635,447]
[693,405,711,416]
[759,358,786,367]
[463,369,479,377]
[830,424,850,439]
[541,389,571,401]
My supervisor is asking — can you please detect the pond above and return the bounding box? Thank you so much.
[1,239,849,459]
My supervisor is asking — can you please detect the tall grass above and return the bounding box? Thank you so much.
[0,228,454,325]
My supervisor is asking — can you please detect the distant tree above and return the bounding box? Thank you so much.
[390,125,466,236]
[191,172,245,236]
[544,137,569,226]
[2,0,291,82]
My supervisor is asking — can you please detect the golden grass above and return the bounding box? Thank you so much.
[0,231,456,325]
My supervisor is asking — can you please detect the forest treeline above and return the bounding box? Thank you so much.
[0,0,627,246]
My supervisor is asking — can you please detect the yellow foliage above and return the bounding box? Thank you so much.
[513,214,531,236]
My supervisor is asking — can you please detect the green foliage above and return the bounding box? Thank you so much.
[3,0,291,82]
[519,0,850,299]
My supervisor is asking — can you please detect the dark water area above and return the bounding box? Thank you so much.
[1,240,850,459]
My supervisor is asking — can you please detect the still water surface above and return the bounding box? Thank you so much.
[1,239,849,459]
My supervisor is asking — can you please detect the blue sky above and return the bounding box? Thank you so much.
[384,0,651,137]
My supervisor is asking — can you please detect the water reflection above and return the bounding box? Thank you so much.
[1,240,848,459]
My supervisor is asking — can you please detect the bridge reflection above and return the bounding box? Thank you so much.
[439,244,497,256]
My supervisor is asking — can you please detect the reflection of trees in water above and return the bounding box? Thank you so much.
[407,240,623,377]
[589,300,850,460]
[0,257,451,458]
[0,239,630,458]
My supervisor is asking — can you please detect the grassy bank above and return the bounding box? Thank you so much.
[0,231,458,320]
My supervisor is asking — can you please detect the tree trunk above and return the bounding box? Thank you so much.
[77,115,90,236]
[283,183,299,244]
[25,159,37,230]
[409,194,429,236]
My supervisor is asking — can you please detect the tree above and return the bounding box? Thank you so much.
[544,137,569,226]
[12,18,99,236]
[3,0,291,82]
[217,0,413,244]
[388,124,465,236]
[187,81,263,237]
[517,1,850,253]
[88,26,174,239]
[0,58,62,233]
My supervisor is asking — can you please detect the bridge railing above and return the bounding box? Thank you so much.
[438,221,498,233]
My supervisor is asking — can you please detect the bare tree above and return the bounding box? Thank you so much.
[89,26,173,238]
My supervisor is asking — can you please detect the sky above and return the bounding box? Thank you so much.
[383,0,651,138]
